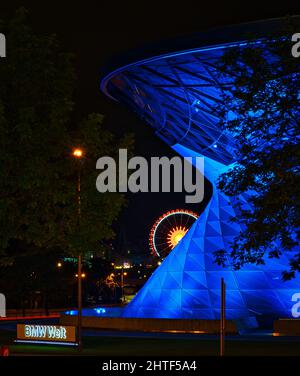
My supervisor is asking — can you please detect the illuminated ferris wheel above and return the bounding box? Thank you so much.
[150,209,199,259]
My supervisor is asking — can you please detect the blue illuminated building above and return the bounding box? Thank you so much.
[101,19,300,322]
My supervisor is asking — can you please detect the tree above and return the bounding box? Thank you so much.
[213,20,300,279]
[0,248,77,311]
[0,8,133,265]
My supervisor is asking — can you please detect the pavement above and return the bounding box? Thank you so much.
[1,317,300,356]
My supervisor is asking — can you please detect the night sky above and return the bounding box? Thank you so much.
[1,1,299,256]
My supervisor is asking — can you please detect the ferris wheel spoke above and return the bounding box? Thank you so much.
[161,219,173,231]
[184,214,191,228]
[165,215,174,229]
[155,240,170,246]
[159,246,170,255]
[150,209,199,258]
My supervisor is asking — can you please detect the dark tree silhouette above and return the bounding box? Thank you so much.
[0,8,134,264]
[213,21,300,279]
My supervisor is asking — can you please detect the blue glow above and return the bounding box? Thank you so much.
[14,340,78,346]
[101,40,263,100]
[101,35,300,323]
[65,310,76,316]
[65,307,122,318]
[122,151,300,320]
[94,308,106,315]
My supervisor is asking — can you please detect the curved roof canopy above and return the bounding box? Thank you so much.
[101,17,299,165]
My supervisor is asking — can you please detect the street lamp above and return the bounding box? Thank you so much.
[121,268,128,303]
[75,273,86,278]
[73,148,83,158]
[72,147,84,351]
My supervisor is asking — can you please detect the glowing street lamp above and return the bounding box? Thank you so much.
[72,147,84,351]
[73,148,83,158]
[121,268,128,303]
[75,273,86,278]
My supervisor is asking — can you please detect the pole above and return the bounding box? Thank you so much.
[77,254,82,351]
[77,166,82,351]
[220,277,226,356]
[121,266,124,303]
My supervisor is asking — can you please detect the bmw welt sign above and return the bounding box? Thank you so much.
[17,324,76,344]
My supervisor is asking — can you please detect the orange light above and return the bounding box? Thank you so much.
[72,148,83,158]
[149,209,199,257]
[57,262,62,268]
[124,272,128,276]
[167,226,188,249]
[75,273,86,278]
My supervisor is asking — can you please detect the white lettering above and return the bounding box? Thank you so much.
[0,34,5,57]
[96,149,205,203]
[0,293,6,317]
[292,33,300,58]
[291,293,300,318]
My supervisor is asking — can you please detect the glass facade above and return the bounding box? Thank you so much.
[101,39,300,321]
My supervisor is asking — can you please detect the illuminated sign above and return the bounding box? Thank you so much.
[16,324,77,346]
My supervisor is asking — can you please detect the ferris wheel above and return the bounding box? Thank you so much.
[149,209,199,259]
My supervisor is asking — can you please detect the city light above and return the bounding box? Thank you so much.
[75,273,86,278]
[94,308,106,315]
[72,148,83,158]
[114,262,131,269]
[167,226,187,248]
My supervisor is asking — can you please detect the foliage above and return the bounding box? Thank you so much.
[0,8,133,263]
[213,20,300,279]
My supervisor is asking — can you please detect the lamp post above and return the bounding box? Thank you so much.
[121,269,127,303]
[72,148,83,351]
[220,277,226,356]
[121,265,124,303]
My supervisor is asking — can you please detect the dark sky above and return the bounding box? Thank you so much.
[1,1,299,256]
